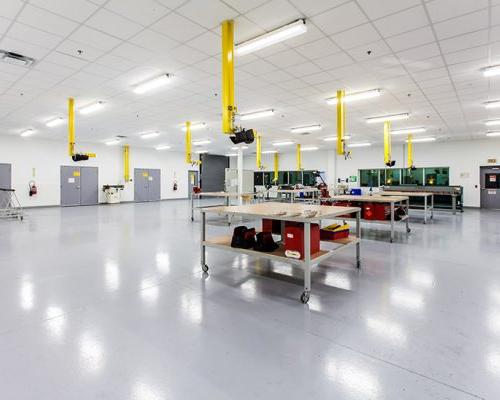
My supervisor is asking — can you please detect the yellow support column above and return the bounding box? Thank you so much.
[256,133,262,169]
[273,152,279,183]
[68,98,75,157]
[337,90,345,155]
[185,121,192,164]
[296,144,302,170]
[221,20,235,134]
[124,145,130,182]
[384,121,392,165]
[407,134,413,168]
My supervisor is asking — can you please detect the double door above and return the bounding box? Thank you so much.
[60,166,98,206]
[134,168,161,202]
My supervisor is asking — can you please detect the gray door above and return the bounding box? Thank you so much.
[188,170,198,199]
[61,166,81,206]
[134,168,149,202]
[148,169,161,201]
[480,166,500,209]
[0,163,12,206]
[80,166,98,206]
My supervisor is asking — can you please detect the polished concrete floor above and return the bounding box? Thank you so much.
[0,200,499,399]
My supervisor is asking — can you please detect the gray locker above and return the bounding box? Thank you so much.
[0,163,12,206]
[80,167,98,206]
[148,169,161,201]
[134,168,161,202]
[60,166,99,206]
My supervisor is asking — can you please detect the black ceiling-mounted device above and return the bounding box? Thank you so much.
[72,153,90,162]
[230,128,255,145]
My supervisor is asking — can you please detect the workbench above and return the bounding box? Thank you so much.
[379,191,434,223]
[273,187,319,204]
[323,195,410,243]
[200,202,361,303]
[191,191,257,222]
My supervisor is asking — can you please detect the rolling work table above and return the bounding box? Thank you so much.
[379,191,434,224]
[274,187,320,204]
[190,191,257,221]
[200,202,361,304]
[323,194,410,243]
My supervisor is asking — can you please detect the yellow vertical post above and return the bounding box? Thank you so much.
[221,20,235,134]
[337,90,345,155]
[256,133,262,169]
[384,121,391,165]
[68,97,75,156]
[407,134,413,169]
[124,145,130,182]
[296,144,302,170]
[185,121,192,164]
[273,152,279,183]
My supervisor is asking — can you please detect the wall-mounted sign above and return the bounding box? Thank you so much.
[487,158,497,164]
[73,170,80,177]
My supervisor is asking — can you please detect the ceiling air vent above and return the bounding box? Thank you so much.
[0,50,35,67]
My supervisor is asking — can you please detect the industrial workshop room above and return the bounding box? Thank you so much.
[0,0,499,399]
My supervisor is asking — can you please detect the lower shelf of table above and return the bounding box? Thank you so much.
[202,235,359,266]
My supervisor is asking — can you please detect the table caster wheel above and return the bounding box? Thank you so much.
[356,260,361,269]
[300,291,310,304]
[390,239,393,243]
[202,264,209,273]
[407,228,411,233]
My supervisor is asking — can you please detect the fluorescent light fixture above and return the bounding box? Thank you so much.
[79,101,104,115]
[484,100,500,109]
[105,138,120,146]
[140,131,160,139]
[301,146,319,151]
[483,65,500,77]
[326,89,381,105]
[231,145,248,150]
[366,113,409,124]
[20,129,35,137]
[486,119,500,127]
[291,125,322,134]
[348,142,371,148]
[156,145,171,150]
[262,150,277,154]
[46,117,64,127]
[182,122,206,131]
[486,131,500,137]
[235,19,307,56]
[391,127,426,135]
[272,141,294,146]
[192,139,211,146]
[323,135,351,141]
[225,153,238,157]
[407,137,436,143]
[195,150,208,154]
[240,109,274,120]
[133,74,171,94]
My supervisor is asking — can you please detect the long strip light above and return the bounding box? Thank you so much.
[407,137,436,143]
[20,129,35,137]
[196,150,208,154]
[235,19,307,56]
[192,139,211,146]
[79,101,104,115]
[486,131,500,137]
[301,146,319,151]
[262,150,277,154]
[231,145,248,150]
[366,113,409,124]
[156,145,171,150]
[486,119,500,127]
[391,127,426,135]
[290,125,322,134]
[105,138,120,146]
[272,141,294,146]
[46,117,64,127]
[225,153,238,157]
[140,132,160,139]
[348,142,371,148]
[182,122,206,131]
[326,89,381,105]
[483,65,500,77]
[133,74,171,94]
[240,109,274,120]
[324,135,351,141]
[484,100,500,109]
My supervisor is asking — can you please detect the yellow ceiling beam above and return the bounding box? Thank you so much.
[68,97,75,157]
[384,121,392,165]
[337,90,345,155]
[407,134,413,169]
[221,20,236,134]
[296,144,302,170]
[124,145,130,182]
[256,132,262,169]
[273,152,279,183]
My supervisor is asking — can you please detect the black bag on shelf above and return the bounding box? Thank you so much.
[231,226,256,249]
[254,231,279,252]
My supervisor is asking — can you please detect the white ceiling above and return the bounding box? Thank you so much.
[1,0,500,155]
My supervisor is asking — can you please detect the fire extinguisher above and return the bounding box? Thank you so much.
[173,172,178,191]
[29,180,37,196]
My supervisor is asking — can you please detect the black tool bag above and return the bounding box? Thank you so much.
[254,232,279,252]
[231,226,256,249]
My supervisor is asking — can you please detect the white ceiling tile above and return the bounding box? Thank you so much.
[176,0,238,30]
[7,22,63,49]
[185,31,221,56]
[386,26,435,52]
[245,0,302,31]
[288,0,348,17]
[17,4,79,36]
[347,40,392,62]
[311,2,367,36]
[111,42,155,62]
[33,60,76,78]
[425,0,488,23]
[398,43,441,63]
[439,29,489,54]
[0,17,11,35]
[56,40,105,62]
[374,5,429,37]
[314,52,353,71]
[151,12,206,42]
[129,29,179,53]
[433,9,488,40]
[238,59,278,75]
[295,37,340,60]
[44,51,90,70]
[222,0,268,14]
[444,46,489,66]
[0,36,52,60]
[28,0,99,23]
[331,23,381,50]
[167,45,208,65]
[492,5,500,25]
[105,0,170,26]
[282,61,322,77]
[233,15,265,43]
[357,0,420,19]
[69,26,123,51]
[0,0,24,19]
[85,9,143,40]
[265,49,308,68]
[301,71,333,85]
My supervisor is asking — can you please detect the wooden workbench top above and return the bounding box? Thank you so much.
[326,194,409,203]
[379,191,433,197]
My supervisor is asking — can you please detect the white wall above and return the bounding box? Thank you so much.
[0,135,193,207]
[242,139,500,207]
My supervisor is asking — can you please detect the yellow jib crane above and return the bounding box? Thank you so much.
[68,98,96,161]
[185,121,200,165]
[123,145,130,182]
[296,144,302,170]
[221,20,236,135]
[273,152,279,183]
[407,134,414,169]
[337,90,345,156]
[256,133,263,169]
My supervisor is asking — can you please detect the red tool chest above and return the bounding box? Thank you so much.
[284,222,320,259]
[363,203,390,220]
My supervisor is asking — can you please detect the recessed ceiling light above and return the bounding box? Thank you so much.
[391,127,426,135]
[262,150,277,154]
[133,74,171,94]
[290,125,322,134]
[182,122,206,131]
[407,137,436,143]
[366,113,409,124]
[272,141,294,146]
[484,100,500,109]
[486,131,500,137]
[193,139,211,146]
[348,142,372,148]
[46,117,64,127]
[20,129,35,137]
[301,146,319,151]
[225,153,238,156]
[196,150,208,154]
[326,89,381,105]
[485,119,500,127]
[483,65,500,77]
[235,19,307,56]
[323,135,351,141]
[156,145,171,150]
[140,132,160,139]
[240,109,274,120]
[79,101,104,115]
[105,138,120,146]
[231,145,248,150]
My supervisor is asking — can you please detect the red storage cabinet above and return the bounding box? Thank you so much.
[262,218,282,234]
[284,222,320,259]
[363,203,390,220]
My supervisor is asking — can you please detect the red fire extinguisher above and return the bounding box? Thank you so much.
[29,180,37,196]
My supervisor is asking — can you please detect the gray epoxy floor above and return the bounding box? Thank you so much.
[0,201,499,399]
